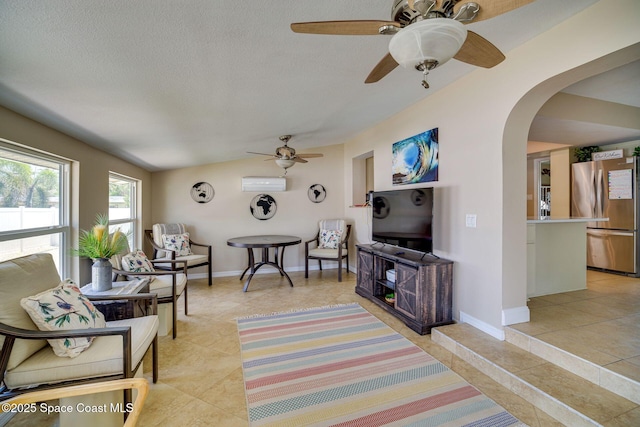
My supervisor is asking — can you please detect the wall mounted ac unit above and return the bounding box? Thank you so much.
[241,176,286,192]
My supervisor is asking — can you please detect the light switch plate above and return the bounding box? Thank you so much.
[466,214,477,228]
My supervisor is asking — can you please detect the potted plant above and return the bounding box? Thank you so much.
[633,146,640,157]
[72,214,129,291]
[574,146,602,162]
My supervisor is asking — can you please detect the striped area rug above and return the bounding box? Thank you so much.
[237,303,524,427]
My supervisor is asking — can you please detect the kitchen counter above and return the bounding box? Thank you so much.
[527,218,607,297]
[527,217,608,223]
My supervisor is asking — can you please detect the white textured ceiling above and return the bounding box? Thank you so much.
[2,0,636,172]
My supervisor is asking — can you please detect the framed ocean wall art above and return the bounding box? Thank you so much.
[392,128,438,185]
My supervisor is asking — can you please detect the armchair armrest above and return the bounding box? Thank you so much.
[149,259,187,273]
[189,239,210,250]
[2,378,149,427]
[0,321,131,341]
[304,232,320,248]
[145,233,167,253]
[0,320,135,382]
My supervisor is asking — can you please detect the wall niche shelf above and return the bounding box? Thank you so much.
[355,244,454,335]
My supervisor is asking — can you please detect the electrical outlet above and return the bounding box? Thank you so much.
[466,214,477,228]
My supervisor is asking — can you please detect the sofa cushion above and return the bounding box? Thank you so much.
[0,254,61,370]
[162,233,192,256]
[4,315,158,388]
[20,280,106,358]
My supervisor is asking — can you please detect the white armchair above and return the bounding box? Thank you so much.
[145,224,212,287]
[0,253,159,410]
[305,219,352,282]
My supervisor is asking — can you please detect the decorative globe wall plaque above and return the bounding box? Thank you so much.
[250,194,277,220]
[308,184,326,203]
[191,182,214,203]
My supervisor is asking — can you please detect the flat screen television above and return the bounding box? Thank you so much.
[371,187,433,254]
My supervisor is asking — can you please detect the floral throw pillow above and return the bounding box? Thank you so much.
[319,229,342,249]
[121,250,155,281]
[20,279,106,358]
[162,233,192,256]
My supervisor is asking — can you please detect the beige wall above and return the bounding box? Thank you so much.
[0,106,152,284]
[344,0,639,337]
[150,144,345,276]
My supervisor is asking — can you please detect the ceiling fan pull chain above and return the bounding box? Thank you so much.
[421,69,430,89]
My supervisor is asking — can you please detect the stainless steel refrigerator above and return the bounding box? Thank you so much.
[571,157,639,275]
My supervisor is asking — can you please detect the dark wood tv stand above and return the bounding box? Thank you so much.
[355,244,453,335]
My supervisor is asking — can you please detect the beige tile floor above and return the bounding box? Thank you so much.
[510,270,640,383]
[133,270,561,426]
[11,267,638,426]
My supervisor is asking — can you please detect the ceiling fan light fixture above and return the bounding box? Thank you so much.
[388,18,467,70]
[275,158,296,169]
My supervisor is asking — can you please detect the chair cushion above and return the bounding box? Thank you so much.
[319,229,342,249]
[154,253,208,268]
[149,274,187,299]
[162,233,192,256]
[20,280,106,358]
[308,248,348,259]
[4,315,158,388]
[0,254,61,370]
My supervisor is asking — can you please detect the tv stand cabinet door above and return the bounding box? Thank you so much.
[356,249,374,294]
[395,263,420,320]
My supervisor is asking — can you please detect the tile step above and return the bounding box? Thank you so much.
[504,326,640,406]
[432,323,639,426]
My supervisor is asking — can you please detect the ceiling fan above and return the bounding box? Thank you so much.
[291,0,534,88]
[248,135,323,174]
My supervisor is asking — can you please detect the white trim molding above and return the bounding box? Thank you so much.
[502,306,530,326]
[459,311,505,341]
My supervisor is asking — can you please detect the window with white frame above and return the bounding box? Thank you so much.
[0,140,70,275]
[108,173,137,251]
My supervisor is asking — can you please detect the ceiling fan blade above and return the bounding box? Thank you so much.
[454,0,535,23]
[453,31,505,68]
[365,53,399,84]
[291,20,400,36]
[297,153,324,159]
[292,157,308,163]
[247,151,276,157]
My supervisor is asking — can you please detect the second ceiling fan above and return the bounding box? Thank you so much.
[291,0,534,88]
[248,135,323,174]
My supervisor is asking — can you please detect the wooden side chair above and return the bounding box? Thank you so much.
[145,224,212,287]
[305,219,352,282]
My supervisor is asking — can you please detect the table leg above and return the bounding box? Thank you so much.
[239,248,255,280]
[241,245,294,292]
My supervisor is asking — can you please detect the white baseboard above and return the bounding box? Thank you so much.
[459,311,505,341]
[502,306,530,326]
[187,264,356,280]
